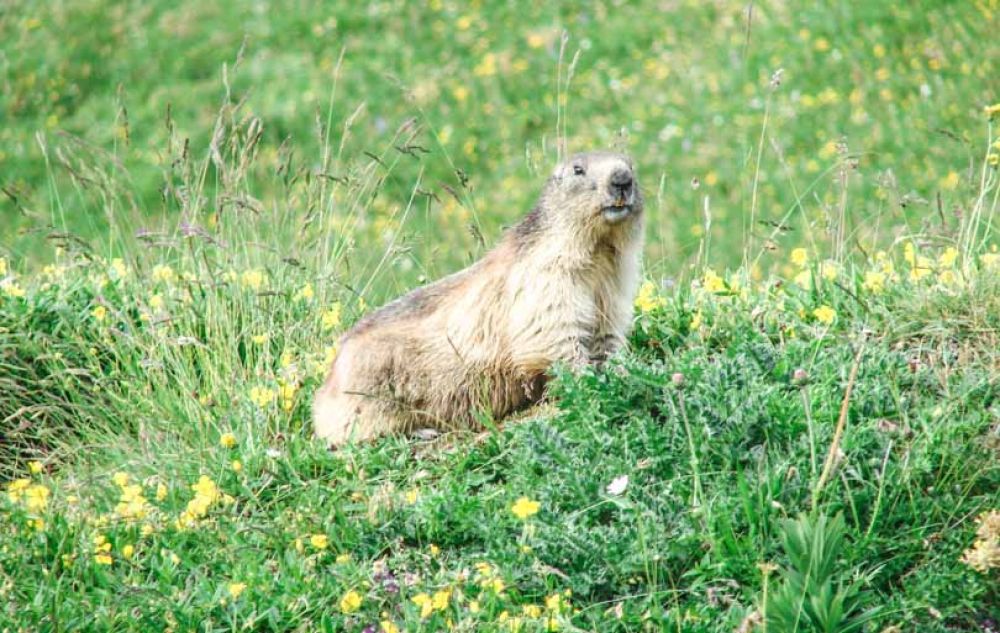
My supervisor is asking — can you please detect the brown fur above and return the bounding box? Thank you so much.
[313,151,644,444]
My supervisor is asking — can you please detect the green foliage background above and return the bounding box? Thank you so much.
[2,1,998,284]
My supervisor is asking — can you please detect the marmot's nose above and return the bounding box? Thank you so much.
[609,168,633,195]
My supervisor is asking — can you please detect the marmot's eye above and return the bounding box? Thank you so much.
[572,164,586,176]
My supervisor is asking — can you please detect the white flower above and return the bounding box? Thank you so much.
[606,475,629,496]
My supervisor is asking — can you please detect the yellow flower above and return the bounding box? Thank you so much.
[241,269,267,291]
[310,534,329,550]
[115,483,151,520]
[511,496,540,520]
[249,386,276,408]
[469,600,481,613]
[474,53,497,77]
[432,589,451,611]
[321,303,343,330]
[790,248,808,267]
[150,264,175,283]
[689,310,703,331]
[321,343,339,369]
[24,484,50,512]
[190,475,219,500]
[155,483,168,501]
[279,381,298,411]
[41,264,63,280]
[0,257,6,275]
[381,621,400,633]
[339,589,362,614]
[91,305,108,321]
[252,333,268,344]
[634,280,666,312]
[295,283,314,302]
[335,553,351,564]
[121,544,135,559]
[500,612,523,632]
[429,543,440,557]
[909,257,933,281]
[523,604,542,618]
[819,260,839,282]
[938,246,959,268]
[228,582,247,599]
[938,269,959,287]
[28,461,43,475]
[812,305,836,325]
[701,269,726,293]
[1,281,26,298]
[545,594,563,613]
[112,472,129,488]
[219,432,237,449]
[231,460,242,472]
[405,488,420,505]
[862,270,886,294]
[94,553,113,566]
[110,258,128,280]
[177,475,221,528]
[985,103,1000,120]
[940,171,960,190]
[412,593,434,618]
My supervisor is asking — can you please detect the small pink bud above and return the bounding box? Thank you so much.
[671,372,685,387]
[792,368,808,383]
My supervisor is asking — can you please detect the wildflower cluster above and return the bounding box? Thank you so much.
[176,475,231,529]
[634,281,666,313]
[92,534,113,566]
[0,256,26,299]
[111,472,152,522]
[960,510,1000,573]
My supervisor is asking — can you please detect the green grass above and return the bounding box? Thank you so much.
[2,242,999,630]
[2,0,1000,631]
[2,1,999,282]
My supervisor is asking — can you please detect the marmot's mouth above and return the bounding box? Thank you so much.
[601,200,633,223]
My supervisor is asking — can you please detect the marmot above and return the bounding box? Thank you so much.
[313,150,644,444]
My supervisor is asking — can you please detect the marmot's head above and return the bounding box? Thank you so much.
[542,151,643,229]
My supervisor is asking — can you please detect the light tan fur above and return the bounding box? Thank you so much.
[313,151,644,445]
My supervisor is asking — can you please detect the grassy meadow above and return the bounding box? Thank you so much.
[2,0,1000,631]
